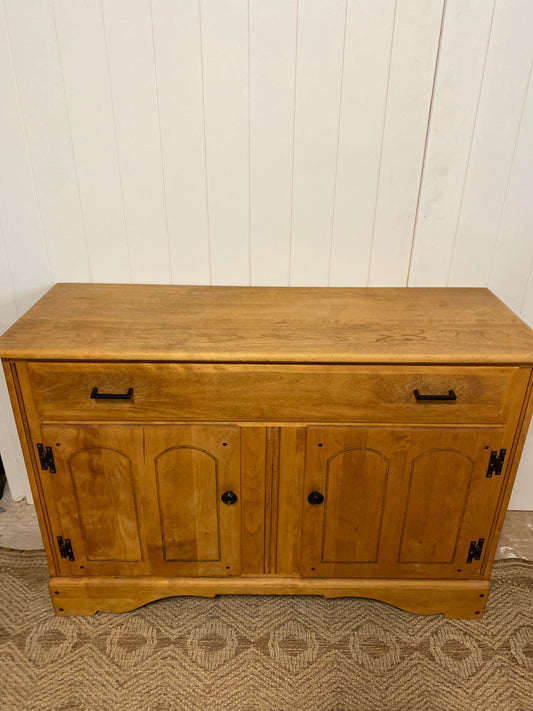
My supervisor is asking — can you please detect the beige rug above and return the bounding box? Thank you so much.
[0,549,532,711]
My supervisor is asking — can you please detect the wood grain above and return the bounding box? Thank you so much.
[240,427,267,575]
[2,284,532,619]
[298,425,507,579]
[42,425,144,566]
[49,575,490,619]
[143,425,242,577]
[22,361,517,425]
[2,284,533,364]
[37,424,149,577]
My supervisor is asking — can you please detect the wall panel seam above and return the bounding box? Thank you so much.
[327,0,348,288]
[247,0,252,286]
[366,0,397,287]
[198,0,213,285]
[287,0,299,286]
[487,54,533,289]
[51,0,92,282]
[148,0,173,284]
[445,0,496,286]
[100,0,133,283]
[519,261,533,318]
[406,0,447,287]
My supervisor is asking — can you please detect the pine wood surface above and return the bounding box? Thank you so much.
[2,284,533,619]
[1,283,533,364]
[48,574,490,619]
[20,361,517,424]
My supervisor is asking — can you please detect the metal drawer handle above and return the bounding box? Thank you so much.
[413,389,456,401]
[90,387,133,400]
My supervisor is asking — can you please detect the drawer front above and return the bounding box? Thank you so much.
[22,362,518,424]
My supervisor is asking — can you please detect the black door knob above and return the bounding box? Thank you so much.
[221,490,238,505]
[307,491,324,505]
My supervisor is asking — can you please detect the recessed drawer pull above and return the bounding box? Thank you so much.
[413,389,456,401]
[90,387,133,400]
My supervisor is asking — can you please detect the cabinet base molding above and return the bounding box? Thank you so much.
[49,576,490,619]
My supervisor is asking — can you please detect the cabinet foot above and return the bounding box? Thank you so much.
[49,576,489,618]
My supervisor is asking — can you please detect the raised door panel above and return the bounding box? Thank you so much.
[299,427,410,577]
[399,449,475,563]
[143,426,242,576]
[321,447,389,563]
[38,425,149,576]
[68,446,142,562]
[298,426,506,579]
[397,429,507,577]
[156,446,221,562]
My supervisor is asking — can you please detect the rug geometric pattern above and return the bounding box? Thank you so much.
[0,549,532,711]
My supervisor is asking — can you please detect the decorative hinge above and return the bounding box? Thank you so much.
[37,444,56,473]
[57,536,75,561]
[467,538,484,564]
[486,448,506,478]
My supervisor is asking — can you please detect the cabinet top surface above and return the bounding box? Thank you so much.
[1,283,533,364]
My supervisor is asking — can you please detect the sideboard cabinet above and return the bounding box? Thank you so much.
[1,284,532,618]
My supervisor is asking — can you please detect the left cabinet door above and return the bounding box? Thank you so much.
[38,425,150,576]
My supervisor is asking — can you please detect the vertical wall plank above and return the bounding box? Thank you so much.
[368,0,443,286]
[4,0,89,283]
[329,0,395,287]
[521,269,533,329]
[53,0,131,283]
[249,0,297,286]
[0,3,49,502]
[0,230,18,332]
[0,1,52,314]
[200,0,249,285]
[0,233,31,502]
[488,71,533,313]
[102,0,170,284]
[289,0,346,286]
[448,0,533,287]
[152,0,210,285]
[408,0,495,287]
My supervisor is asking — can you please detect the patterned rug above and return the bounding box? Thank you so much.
[0,549,532,711]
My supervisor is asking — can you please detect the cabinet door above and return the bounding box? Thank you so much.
[38,425,150,576]
[142,426,242,576]
[298,426,506,579]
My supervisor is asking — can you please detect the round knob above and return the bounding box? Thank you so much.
[307,491,324,505]
[221,490,238,505]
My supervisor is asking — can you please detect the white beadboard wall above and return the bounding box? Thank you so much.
[1,0,533,508]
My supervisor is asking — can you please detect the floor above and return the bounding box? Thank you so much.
[0,485,532,559]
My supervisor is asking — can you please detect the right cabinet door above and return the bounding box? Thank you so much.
[297,426,507,579]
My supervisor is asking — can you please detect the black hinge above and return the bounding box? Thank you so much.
[57,536,75,561]
[37,444,56,473]
[467,538,484,563]
[486,448,506,478]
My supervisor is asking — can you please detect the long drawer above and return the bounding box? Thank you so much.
[19,362,518,424]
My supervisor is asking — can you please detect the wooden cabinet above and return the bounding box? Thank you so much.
[1,284,533,619]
